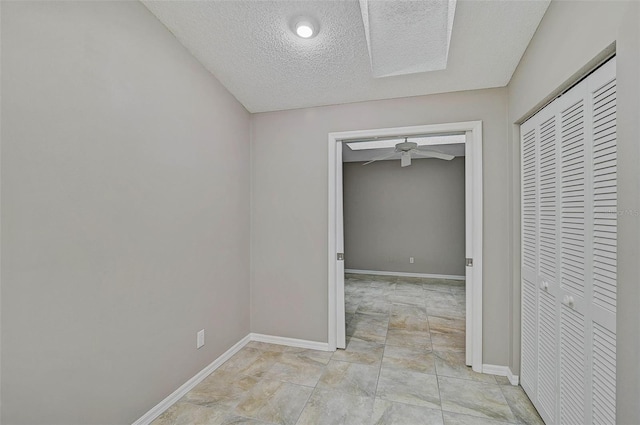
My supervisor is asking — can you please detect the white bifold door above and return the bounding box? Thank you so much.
[520,57,617,425]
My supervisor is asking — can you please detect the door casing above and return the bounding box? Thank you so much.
[328,121,484,372]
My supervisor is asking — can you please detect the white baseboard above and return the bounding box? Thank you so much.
[482,364,519,386]
[249,333,330,352]
[345,269,465,281]
[132,333,330,424]
[507,370,520,386]
[132,334,251,425]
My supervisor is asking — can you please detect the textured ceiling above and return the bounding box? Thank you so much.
[142,0,550,113]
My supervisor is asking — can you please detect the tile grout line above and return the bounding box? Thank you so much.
[369,277,392,422]
[423,283,447,425]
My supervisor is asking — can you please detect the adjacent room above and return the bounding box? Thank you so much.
[2,1,639,424]
[340,135,468,356]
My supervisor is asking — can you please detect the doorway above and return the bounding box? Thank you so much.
[328,121,484,372]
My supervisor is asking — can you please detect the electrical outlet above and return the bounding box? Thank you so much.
[409,257,414,264]
[197,329,205,349]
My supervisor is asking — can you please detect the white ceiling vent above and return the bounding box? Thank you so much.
[359,0,457,78]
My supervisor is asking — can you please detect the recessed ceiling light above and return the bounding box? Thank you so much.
[295,21,315,38]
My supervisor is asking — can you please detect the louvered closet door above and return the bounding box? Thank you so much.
[520,122,538,399]
[536,107,560,425]
[520,57,616,425]
[587,58,617,425]
[557,81,589,425]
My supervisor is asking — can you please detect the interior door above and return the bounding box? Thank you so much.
[336,141,346,349]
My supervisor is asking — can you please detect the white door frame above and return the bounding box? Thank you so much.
[328,121,484,372]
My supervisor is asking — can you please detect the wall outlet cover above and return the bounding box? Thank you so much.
[197,329,205,349]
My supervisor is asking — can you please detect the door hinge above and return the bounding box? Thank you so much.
[337,253,345,261]
[466,258,473,267]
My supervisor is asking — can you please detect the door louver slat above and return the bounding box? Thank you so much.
[522,129,537,272]
[592,79,617,313]
[560,306,586,425]
[538,290,557,420]
[560,100,586,297]
[539,117,557,281]
[522,277,538,394]
[592,323,616,425]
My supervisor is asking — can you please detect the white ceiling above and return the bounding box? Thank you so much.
[142,0,550,113]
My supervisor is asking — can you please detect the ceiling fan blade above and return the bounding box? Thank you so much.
[362,151,397,166]
[412,149,455,161]
[401,151,411,167]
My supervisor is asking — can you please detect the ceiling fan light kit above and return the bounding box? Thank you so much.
[401,151,412,167]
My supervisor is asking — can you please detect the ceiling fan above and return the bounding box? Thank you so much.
[362,137,455,167]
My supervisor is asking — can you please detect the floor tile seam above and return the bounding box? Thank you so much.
[431,349,468,360]
[332,358,382,367]
[352,310,389,318]
[431,349,466,355]
[228,377,286,415]
[434,370,503,385]
[428,317,466,323]
[440,403,517,425]
[348,322,388,332]
[372,395,444,414]
[255,375,319,390]
[315,381,377,400]
[315,358,380,399]
[235,394,283,425]
[425,312,435,345]
[430,330,465,337]
[436,373,507,388]
[295,353,331,425]
[430,323,466,331]
[229,410,280,425]
[423,288,454,294]
[442,410,519,424]
[372,322,391,408]
[288,383,315,425]
[425,309,445,420]
[375,393,441,411]
[498,384,537,424]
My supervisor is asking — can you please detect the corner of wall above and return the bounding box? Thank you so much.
[248,114,255,334]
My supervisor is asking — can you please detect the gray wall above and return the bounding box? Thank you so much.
[343,158,465,276]
[1,2,250,424]
[506,1,640,422]
[251,88,510,365]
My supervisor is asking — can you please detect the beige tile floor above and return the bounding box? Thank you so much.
[153,274,544,425]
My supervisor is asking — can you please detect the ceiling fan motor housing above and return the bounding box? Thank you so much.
[395,141,418,151]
